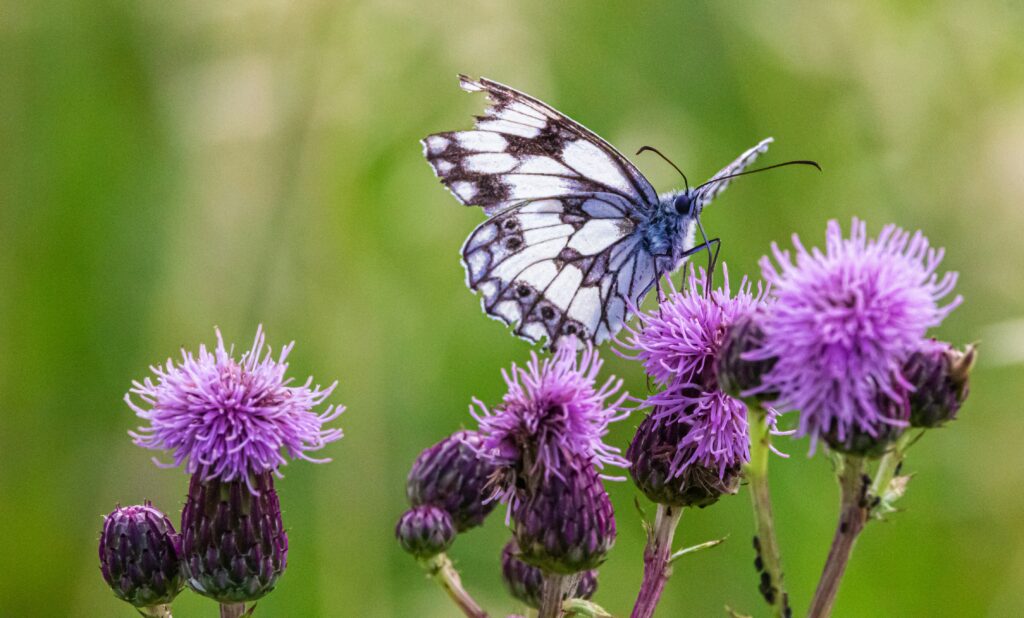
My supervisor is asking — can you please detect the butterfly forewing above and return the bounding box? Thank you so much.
[422,76,659,216]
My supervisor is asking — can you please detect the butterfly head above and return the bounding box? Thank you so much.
[673,190,699,218]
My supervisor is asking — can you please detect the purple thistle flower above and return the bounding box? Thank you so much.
[750,219,961,445]
[472,342,629,503]
[126,326,344,492]
[618,266,763,478]
[618,265,765,389]
[646,387,751,477]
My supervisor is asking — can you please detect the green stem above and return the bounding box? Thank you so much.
[808,455,869,618]
[539,572,578,618]
[742,408,789,617]
[137,605,172,618]
[420,553,489,618]
[869,431,914,500]
[219,603,246,618]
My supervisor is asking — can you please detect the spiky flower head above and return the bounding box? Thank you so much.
[619,265,765,389]
[619,266,761,478]
[512,457,616,574]
[627,412,741,507]
[99,503,184,608]
[127,326,344,492]
[749,219,960,446]
[501,539,597,609]
[180,473,288,603]
[395,505,456,558]
[904,339,976,428]
[472,343,628,503]
[406,430,498,532]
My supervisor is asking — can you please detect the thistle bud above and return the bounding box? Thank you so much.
[99,503,184,609]
[395,505,456,558]
[904,341,975,428]
[716,312,778,401]
[627,414,740,508]
[180,473,287,603]
[406,430,498,532]
[512,459,615,574]
[501,539,597,609]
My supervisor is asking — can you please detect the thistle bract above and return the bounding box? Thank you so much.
[395,505,456,558]
[501,539,597,609]
[180,473,287,603]
[406,430,497,532]
[99,503,184,608]
[628,413,741,508]
[717,312,777,401]
[512,458,616,574]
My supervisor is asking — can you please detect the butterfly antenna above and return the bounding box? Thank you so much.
[694,159,821,192]
[637,146,689,192]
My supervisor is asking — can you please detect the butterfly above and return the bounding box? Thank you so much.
[423,75,809,348]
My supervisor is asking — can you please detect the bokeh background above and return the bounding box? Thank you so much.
[3,1,1023,616]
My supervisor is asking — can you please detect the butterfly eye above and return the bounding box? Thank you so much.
[674,193,694,216]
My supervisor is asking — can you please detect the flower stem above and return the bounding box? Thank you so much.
[808,455,869,618]
[538,572,579,618]
[742,408,789,617]
[420,552,489,618]
[631,504,684,618]
[219,603,246,618]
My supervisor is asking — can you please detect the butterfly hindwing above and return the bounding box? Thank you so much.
[462,194,654,346]
[423,76,659,216]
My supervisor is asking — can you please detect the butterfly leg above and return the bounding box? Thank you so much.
[679,237,721,295]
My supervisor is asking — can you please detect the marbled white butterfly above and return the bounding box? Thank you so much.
[423,75,812,348]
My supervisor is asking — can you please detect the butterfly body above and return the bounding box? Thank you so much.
[424,76,774,347]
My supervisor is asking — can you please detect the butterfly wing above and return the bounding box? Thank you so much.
[693,137,773,208]
[461,193,656,346]
[422,75,659,215]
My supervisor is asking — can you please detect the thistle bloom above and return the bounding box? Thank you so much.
[126,326,344,491]
[749,219,960,446]
[619,266,764,389]
[619,267,763,479]
[472,343,629,503]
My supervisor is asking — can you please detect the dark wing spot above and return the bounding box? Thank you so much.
[503,218,518,231]
[506,236,523,250]
[540,306,556,321]
[516,284,531,298]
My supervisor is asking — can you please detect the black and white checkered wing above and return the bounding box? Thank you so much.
[422,76,659,215]
[693,137,773,209]
[461,194,656,347]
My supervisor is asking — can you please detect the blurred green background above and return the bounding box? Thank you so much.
[2,1,1023,616]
